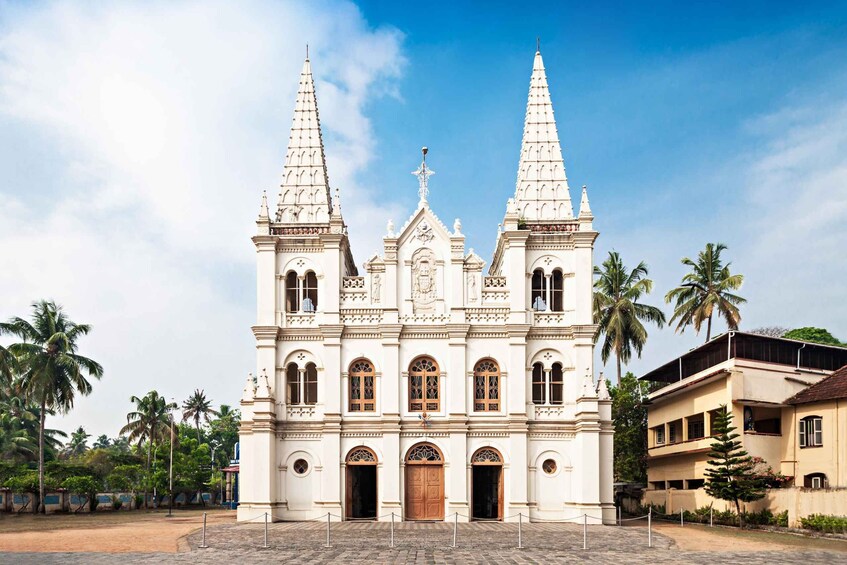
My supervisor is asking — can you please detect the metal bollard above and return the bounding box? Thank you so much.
[710,507,713,527]
[452,513,458,548]
[517,512,523,549]
[263,512,269,548]
[583,514,587,550]
[648,507,653,548]
[618,506,622,526]
[199,512,208,548]
[390,512,395,548]
[325,513,332,548]
[680,508,683,527]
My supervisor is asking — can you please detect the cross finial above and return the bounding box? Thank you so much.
[306,43,309,60]
[412,146,434,205]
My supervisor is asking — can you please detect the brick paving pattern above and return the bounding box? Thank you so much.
[3,520,844,563]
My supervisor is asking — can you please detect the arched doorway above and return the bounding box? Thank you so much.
[405,443,444,521]
[471,447,503,521]
[345,447,378,520]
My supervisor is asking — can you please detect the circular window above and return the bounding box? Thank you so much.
[292,458,309,475]
[542,459,557,475]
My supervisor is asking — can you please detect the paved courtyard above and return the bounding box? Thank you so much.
[3,519,846,563]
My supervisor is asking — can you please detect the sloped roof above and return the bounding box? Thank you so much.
[786,364,847,404]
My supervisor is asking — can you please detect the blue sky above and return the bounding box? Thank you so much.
[1,1,846,435]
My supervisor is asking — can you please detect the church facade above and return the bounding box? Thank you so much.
[238,50,614,523]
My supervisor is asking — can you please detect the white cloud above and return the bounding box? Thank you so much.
[0,0,405,436]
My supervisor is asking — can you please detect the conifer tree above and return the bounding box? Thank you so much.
[704,405,765,526]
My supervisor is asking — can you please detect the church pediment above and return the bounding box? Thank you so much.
[395,205,454,249]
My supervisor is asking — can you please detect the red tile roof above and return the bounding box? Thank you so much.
[786,364,847,404]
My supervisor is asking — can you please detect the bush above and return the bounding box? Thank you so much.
[800,514,847,534]
[112,495,123,510]
[63,475,101,513]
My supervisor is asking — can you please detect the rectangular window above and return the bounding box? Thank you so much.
[655,426,665,445]
[409,375,423,412]
[812,476,821,489]
[668,422,678,444]
[800,417,823,448]
[531,365,546,405]
[688,418,705,440]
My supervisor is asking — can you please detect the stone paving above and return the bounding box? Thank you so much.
[2,520,845,563]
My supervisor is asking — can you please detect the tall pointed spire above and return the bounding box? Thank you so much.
[276,54,333,224]
[513,49,573,221]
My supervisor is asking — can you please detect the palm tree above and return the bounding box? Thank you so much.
[182,389,219,442]
[120,391,175,508]
[0,412,36,460]
[64,426,91,457]
[1,300,103,513]
[92,434,111,449]
[593,251,667,384]
[0,343,17,384]
[665,243,746,342]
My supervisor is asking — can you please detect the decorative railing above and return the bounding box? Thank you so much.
[527,223,578,233]
[340,309,383,325]
[270,225,329,235]
[534,405,567,419]
[466,307,509,324]
[286,405,317,419]
[284,313,317,327]
[342,277,365,290]
[483,276,507,288]
[532,311,569,326]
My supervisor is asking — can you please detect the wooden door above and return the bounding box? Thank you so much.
[405,465,443,520]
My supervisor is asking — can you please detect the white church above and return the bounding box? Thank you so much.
[238,49,613,523]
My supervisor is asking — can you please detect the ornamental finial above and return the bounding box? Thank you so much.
[412,146,434,205]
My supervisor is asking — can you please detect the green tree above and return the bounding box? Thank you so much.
[63,475,100,513]
[609,372,650,483]
[64,426,91,457]
[120,391,176,508]
[182,389,219,442]
[0,412,35,461]
[1,300,103,513]
[704,406,765,526]
[92,434,111,449]
[208,404,240,468]
[107,464,143,493]
[593,251,666,384]
[783,327,844,346]
[665,243,746,342]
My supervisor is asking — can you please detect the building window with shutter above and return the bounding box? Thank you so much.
[349,359,376,412]
[799,416,823,448]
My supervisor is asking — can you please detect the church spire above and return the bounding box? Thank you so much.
[513,49,573,221]
[276,54,333,224]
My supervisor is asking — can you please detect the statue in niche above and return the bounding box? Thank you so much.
[411,248,437,313]
[468,272,477,302]
[372,273,382,303]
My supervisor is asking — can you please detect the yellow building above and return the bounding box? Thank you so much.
[641,332,847,491]
[784,365,847,489]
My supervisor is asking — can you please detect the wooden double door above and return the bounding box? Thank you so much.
[405,464,444,521]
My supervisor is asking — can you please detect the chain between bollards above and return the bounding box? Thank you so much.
[198,512,208,548]
[517,512,523,549]
[582,513,587,550]
[263,512,269,548]
[648,507,653,548]
[390,512,395,548]
[325,512,332,548]
[452,512,458,548]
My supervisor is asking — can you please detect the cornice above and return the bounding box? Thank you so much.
[252,326,280,340]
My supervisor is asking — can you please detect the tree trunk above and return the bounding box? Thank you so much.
[735,499,743,528]
[145,433,152,509]
[616,352,622,385]
[38,398,46,514]
[706,314,713,342]
[196,420,201,443]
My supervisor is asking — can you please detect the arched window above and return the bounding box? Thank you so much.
[531,269,547,311]
[409,357,439,412]
[286,363,300,404]
[285,271,299,313]
[804,472,827,489]
[303,271,318,312]
[550,363,563,405]
[551,270,564,312]
[532,363,546,405]
[473,359,500,412]
[349,359,376,412]
[799,416,823,448]
[304,362,318,405]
